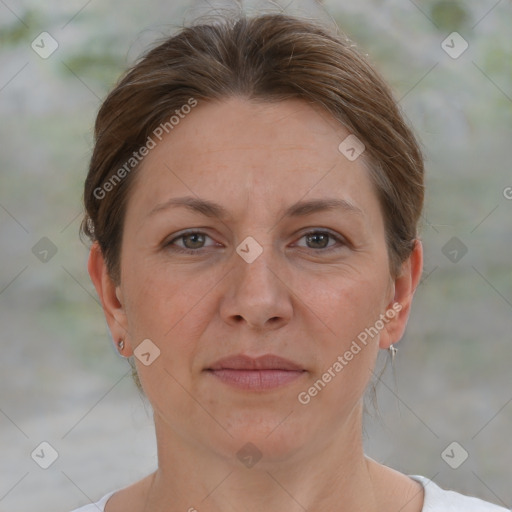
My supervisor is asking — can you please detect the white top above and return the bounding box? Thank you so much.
[69,475,509,511]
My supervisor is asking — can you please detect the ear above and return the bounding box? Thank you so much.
[379,239,423,349]
[87,242,133,356]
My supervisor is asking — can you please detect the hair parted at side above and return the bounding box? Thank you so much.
[81,11,424,389]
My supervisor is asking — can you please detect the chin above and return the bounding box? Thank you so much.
[215,411,311,463]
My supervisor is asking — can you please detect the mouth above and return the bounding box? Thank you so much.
[205,354,307,391]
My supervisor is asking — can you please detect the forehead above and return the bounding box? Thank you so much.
[125,97,382,230]
[174,96,348,160]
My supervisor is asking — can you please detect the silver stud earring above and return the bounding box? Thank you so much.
[118,340,125,352]
[388,344,397,362]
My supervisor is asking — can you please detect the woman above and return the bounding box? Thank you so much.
[73,10,508,512]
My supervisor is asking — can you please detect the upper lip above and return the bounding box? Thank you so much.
[207,354,305,371]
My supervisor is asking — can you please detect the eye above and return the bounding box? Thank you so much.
[165,230,218,255]
[295,230,346,252]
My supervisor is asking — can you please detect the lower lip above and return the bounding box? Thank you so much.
[206,369,306,390]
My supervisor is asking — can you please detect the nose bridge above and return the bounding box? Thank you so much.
[234,235,280,300]
[221,233,293,328]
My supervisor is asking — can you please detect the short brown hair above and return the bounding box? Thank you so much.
[81,11,423,286]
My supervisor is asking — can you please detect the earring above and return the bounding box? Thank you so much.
[388,344,397,362]
[117,339,125,352]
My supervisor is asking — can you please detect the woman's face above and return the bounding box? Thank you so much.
[99,97,413,463]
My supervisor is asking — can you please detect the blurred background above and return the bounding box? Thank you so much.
[0,0,511,510]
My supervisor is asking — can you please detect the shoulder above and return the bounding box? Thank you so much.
[68,490,117,512]
[409,475,509,511]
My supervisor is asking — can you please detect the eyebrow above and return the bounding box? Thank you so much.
[147,196,364,220]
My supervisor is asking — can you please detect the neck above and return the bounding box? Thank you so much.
[144,404,380,512]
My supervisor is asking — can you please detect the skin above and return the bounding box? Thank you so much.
[89,96,424,512]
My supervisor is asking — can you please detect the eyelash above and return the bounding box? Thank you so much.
[164,229,347,255]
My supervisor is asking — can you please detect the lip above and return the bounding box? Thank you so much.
[205,354,306,391]
[207,354,304,371]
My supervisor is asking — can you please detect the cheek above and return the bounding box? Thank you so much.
[122,269,204,420]
[302,268,390,399]
[120,255,212,378]
[308,268,390,346]
[121,247,188,332]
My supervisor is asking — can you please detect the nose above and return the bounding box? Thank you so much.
[219,242,293,331]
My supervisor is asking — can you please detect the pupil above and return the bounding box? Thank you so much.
[185,233,203,248]
[308,233,328,248]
